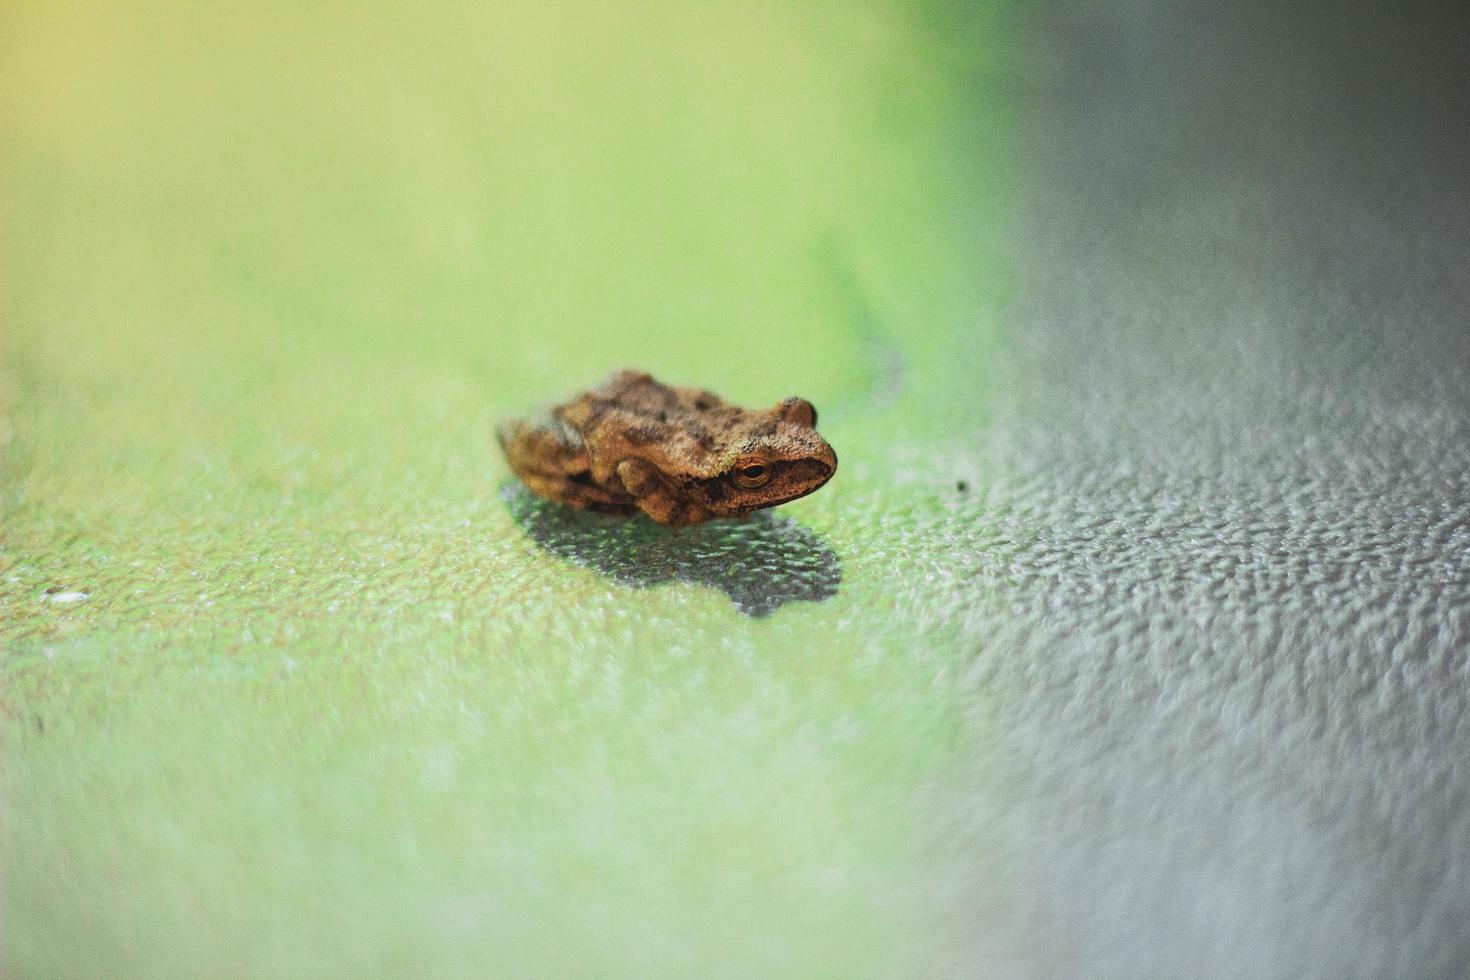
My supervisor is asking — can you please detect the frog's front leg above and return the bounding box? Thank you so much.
[615,459,710,527]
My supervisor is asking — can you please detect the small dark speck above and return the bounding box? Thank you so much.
[44,585,64,595]
[956,480,969,492]
[657,411,668,422]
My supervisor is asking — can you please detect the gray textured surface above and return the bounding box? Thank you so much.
[949,1,1470,976]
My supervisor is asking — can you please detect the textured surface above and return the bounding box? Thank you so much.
[4,0,1469,976]
[948,2,1470,975]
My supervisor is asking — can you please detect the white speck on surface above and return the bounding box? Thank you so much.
[45,591,90,605]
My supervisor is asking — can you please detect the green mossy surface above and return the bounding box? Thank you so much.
[1,2,1020,975]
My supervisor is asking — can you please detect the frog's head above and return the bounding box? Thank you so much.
[706,397,837,515]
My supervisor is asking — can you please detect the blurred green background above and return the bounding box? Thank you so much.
[1,1,1021,976]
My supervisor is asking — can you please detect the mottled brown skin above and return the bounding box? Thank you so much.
[498,370,838,526]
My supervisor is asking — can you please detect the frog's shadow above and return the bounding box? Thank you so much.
[500,482,841,617]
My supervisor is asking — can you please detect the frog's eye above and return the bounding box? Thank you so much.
[733,461,772,489]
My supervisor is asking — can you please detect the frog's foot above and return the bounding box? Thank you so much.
[513,468,636,515]
[500,413,632,513]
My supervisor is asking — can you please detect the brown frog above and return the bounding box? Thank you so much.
[498,370,837,526]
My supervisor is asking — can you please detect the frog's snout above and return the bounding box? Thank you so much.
[816,444,837,478]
